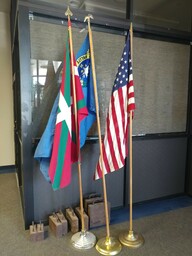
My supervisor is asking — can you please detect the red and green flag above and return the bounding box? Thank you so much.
[49,29,88,190]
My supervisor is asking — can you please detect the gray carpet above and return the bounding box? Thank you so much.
[1,172,192,256]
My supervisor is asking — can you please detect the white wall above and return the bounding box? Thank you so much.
[0,12,15,166]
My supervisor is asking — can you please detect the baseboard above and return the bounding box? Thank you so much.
[0,165,16,174]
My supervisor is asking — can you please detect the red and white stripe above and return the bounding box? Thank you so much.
[94,68,135,180]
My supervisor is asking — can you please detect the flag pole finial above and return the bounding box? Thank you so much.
[65,6,73,17]
[84,14,93,24]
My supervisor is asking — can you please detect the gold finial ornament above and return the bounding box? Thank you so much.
[65,6,73,17]
[84,14,93,23]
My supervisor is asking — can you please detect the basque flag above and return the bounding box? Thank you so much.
[49,26,88,190]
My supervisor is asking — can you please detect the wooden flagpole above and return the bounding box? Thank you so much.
[129,22,133,234]
[85,14,110,238]
[84,14,122,255]
[65,8,96,249]
[65,7,85,232]
[119,23,144,248]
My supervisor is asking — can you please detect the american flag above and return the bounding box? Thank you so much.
[94,32,135,180]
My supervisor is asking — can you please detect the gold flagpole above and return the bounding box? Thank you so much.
[65,7,96,250]
[84,14,122,255]
[119,23,144,249]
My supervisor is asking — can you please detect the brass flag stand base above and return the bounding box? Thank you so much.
[119,230,144,249]
[96,236,122,255]
[71,230,96,249]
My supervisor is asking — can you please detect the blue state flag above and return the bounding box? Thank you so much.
[34,94,59,181]
[76,33,96,148]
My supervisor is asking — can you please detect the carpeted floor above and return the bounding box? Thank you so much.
[1,172,192,256]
